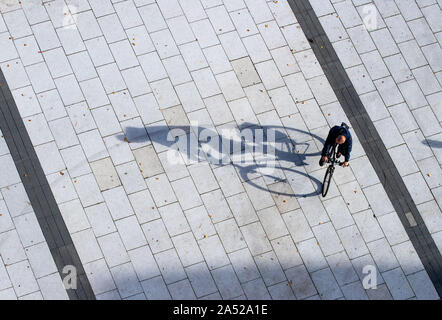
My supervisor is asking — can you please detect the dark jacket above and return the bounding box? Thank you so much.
[321,126,353,162]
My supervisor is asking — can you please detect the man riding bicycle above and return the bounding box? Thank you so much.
[319,123,352,168]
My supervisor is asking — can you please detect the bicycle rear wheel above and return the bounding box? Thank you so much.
[322,166,333,197]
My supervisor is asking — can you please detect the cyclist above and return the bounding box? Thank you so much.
[319,123,352,168]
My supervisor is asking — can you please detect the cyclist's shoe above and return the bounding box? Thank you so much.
[319,158,325,166]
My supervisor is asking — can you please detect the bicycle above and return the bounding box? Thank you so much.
[321,143,345,197]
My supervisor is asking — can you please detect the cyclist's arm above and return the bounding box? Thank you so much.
[344,139,352,162]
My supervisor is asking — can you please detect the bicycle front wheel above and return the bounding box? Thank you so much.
[322,166,333,197]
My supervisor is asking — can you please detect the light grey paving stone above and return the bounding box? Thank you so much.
[163,56,193,86]
[66,102,96,134]
[84,37,114,67]
[318,13,348,43]
[97,232,131,267]
[6,260,39,297]
[366,283,392,300]
[427,133,442,163]
[401,130,433,162]
[392,241,424,276]
[412,106,442,137]
[102,186,134,220]
[35,142,65,175]
[168,279,197,300]
[95,290,121,300]
[271,235,303,271]
[154,248,187,284]
[398,40,427,69]
[332,39,362,69]
[407,270,439,300]
[145,174,177,207]
[326,251,359,286]
[137,2,167,32]
[0,200,13,234]
[377,212,408,246]
[157,150,188,182]
[0,288,17,300]
[413,65,441,95]
[141,275,171,300]
[128,189,159,225]
[121,67,151,98]
[24,243,57,279]
[124,293,147,300]
[0,59,30,91]
[1,183,33,218]
[186,262,218,298]
[60,145,91,179]
[215,218,247,253]
[185,205,216,241]
[188,162,218,194]
[255,60,285,91]
[171,176,203,211]
[190,19,220,50]
[72,173,104,208]
[311,267,343,300]
[422,43,442,73]
[13,212,45,248]
[370,28,399,58]
[398,80,427,110]
[47,170,78,204]
[384,53,413,83]
[362,184,394,218]
[89,157,119,191]
[133,145,164,179]
[244,84,274,115]
[203,44,231,75]
[201,189,233,223]
[74,10,102,40]
[403,172,434,205]
[346,64,375,95]
[312,222,344,257]
[297,237,328,273]
[374,77,404,107]
[268,281,296,300]
[243,178,275,211]
[128,245,160,282]
[228,247,260,283]
[12,86,41,119]
[213,164,245,197]
[226,193,258,226]
[37,273,69,300]
[84,259,116,294]
[338,180,369,214]
[172,232,204,267]
[24,113,54,147]
[18,291,43,300]
[110,262,143,299]
[347,156,378,188]
[282,208,314,243]
[337,225,369,259]
[353,209,384,243]
[408,18,436,46]
[48,117,79,149]
[384,14,413,43]
[138,52,167,83]
[267,181,299,213]
[115,215,147,251]
[382,267,414,300]
[42,47,72,79]
[421,3,442,32]
[3,9,31,38]
[178,0,206,22]
[115,161,146,195]
[198,234,230,270]
[78,130,109,161]
[254,251,286,286]
[85,203,117,238]
[367,238,399,273]
[141,219,173,254]
[285,264,317,299]
[417,200,442,234]
[179,42,207,72]
[158,202,190,237]
[297,195,330,227]
[240,221,272,256]
[0,32,18,63]
[230,57,260,88]
[59,199,90,234]
[256,206,289,241]
[242,278,271,300]
[341,281,369,300]
[150,29,180,59]
[211,265,244,299]
[71,228,103,264]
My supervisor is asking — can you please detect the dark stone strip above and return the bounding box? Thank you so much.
[288,0,442,297]
[0,69,95,300]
